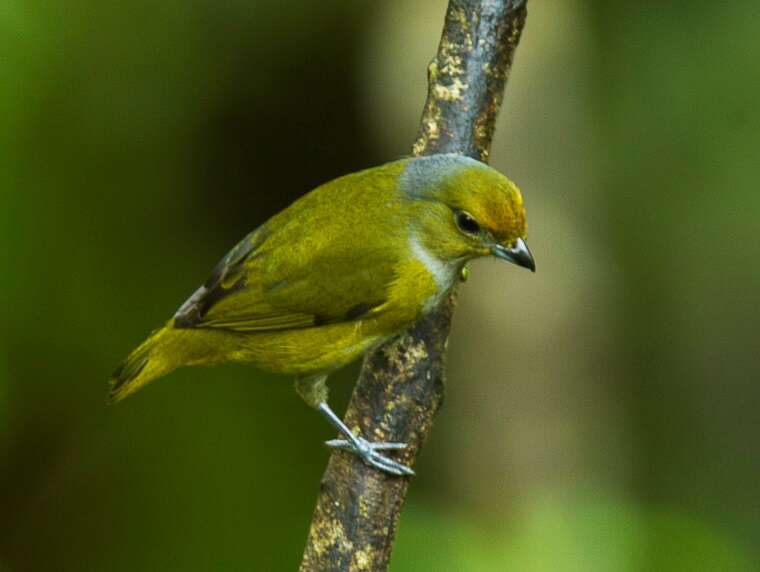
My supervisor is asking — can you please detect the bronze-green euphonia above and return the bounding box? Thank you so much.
[110,154,535,476]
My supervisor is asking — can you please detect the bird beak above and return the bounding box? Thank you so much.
[491,237,536,272]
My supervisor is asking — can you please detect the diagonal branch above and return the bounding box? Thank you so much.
[300,1,528,570]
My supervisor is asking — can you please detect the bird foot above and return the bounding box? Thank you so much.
[325,437,414,476]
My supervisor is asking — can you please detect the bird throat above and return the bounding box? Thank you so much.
[408,232,460,312]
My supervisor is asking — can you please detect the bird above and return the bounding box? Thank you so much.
[109,153,535,476]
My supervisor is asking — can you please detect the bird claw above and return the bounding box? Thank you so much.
[325,439,407,451]
[325,437,414,476]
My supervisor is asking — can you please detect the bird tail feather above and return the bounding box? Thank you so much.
[109,325,179,403]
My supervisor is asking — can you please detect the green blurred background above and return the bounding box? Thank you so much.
[2,0,759,570]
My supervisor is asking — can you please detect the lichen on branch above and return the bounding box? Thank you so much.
[300,2,528,571]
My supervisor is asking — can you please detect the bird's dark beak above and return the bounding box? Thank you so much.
[491,238,536,272]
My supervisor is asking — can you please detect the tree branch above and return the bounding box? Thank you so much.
[300,2,528,570]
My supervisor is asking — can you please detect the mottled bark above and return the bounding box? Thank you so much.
[300,2,528,571]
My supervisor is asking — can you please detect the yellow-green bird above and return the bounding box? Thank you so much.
[110,154,534,476]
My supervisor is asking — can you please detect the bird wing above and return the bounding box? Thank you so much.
[172,223,397,332]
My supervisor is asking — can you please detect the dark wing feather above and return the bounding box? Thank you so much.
[173,226,268,328]
[173,224,394,332]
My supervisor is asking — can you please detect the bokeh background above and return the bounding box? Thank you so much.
[2,0,759,570]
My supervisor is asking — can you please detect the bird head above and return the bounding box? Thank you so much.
[400,154,535,272]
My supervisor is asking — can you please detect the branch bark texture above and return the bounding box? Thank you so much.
[300,2,527,570]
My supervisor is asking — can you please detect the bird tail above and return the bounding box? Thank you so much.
[109,324,181,403]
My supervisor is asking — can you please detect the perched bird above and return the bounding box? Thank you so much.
[110,153,534,476]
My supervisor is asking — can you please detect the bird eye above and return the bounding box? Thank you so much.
[455,211,480,235]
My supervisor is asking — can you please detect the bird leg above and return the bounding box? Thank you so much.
[317,402,414,476]
[295,375,414,477]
